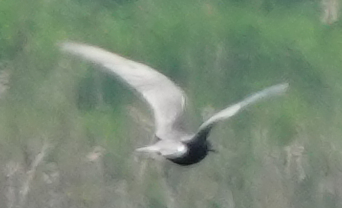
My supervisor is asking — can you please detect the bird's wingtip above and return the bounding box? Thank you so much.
[58,41,79,52]
[267,82,290,95]
[278,82,290,91]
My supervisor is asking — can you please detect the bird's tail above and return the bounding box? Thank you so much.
[135,145,160,153]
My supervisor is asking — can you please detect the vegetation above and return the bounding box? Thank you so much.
[0,0,342,207]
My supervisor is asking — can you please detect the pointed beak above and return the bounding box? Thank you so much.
[209,148,218,153]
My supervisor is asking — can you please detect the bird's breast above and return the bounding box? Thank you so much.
[168,142,208,166]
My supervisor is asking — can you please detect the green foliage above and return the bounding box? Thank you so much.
[1,0,342,207]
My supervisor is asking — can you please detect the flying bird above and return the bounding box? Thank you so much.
[60,42,288,166]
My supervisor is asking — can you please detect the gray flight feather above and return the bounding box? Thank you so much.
[61,42,187,141]
[197,83,289,133]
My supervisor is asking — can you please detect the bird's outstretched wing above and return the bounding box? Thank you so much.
[60,42,186,140]
[193,83,289,141]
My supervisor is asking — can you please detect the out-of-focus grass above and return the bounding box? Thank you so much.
[1,0,342,207]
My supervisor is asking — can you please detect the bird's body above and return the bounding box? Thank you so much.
[168,139,211,166]
[61,42,288,166]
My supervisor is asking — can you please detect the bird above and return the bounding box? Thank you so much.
[60,42,288,166]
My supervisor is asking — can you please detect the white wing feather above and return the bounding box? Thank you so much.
[60,42,186,140]
[198,83,289,131]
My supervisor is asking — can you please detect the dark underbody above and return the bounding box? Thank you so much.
[163,125,213,166]
[168,140,210,166]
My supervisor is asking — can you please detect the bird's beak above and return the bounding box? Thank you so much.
[209,148,218,153]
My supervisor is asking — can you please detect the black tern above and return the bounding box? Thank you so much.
[61,42,288,166]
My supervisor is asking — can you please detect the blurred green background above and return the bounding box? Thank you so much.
[1,0,342,207]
